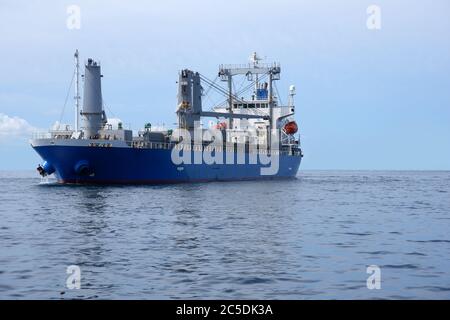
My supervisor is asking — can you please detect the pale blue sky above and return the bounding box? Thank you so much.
[0,0,449,170]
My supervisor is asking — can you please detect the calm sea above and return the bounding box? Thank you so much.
[0,170,449,299]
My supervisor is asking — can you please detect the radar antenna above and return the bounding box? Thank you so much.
[249,52,263,67]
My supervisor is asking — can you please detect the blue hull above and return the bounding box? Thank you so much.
[33,145,301,184]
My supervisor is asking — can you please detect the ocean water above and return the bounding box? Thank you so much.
[0,170,449,300]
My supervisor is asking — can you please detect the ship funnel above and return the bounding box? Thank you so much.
[81,59,105,138]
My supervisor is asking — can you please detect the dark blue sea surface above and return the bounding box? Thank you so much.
[0,170,449,299]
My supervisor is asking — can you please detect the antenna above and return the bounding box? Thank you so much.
[250,52,263,94]
[249,51,262,67]
[74,49,80,133]
[288,85,296,107]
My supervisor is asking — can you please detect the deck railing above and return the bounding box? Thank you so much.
[131,140,300,156]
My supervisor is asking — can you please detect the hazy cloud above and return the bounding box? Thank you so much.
[0,113,37,141]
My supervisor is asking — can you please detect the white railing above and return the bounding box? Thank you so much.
[132,140,299,156]
[219,62,280,70]
[31,132,51,139]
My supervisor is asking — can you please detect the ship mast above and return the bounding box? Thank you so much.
[74,49,80,133]
[250,52,262,96]
[228,75,233,130]
[268,70,273,147]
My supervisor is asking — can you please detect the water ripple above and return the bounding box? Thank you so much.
[1,170,449,299]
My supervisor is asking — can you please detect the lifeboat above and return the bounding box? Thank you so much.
[283,121,298,135]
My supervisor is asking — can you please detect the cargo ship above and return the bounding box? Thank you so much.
[31,51,303,184]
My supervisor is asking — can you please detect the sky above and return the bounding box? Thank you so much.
[0,0,449,170]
